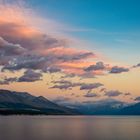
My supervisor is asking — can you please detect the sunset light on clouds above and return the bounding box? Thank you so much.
[0,0,140,105]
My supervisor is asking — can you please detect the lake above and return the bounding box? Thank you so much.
[0,116,140,140]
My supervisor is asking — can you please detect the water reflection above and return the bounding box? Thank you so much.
[0,116,140,140]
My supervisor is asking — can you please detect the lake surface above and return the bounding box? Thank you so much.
[0,116,140,140]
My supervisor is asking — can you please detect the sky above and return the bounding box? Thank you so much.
[0,0,140,104]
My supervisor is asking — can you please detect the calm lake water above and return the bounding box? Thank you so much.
[0,116,140,140]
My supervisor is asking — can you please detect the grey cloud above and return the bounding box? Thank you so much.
[51,80,103,91]
[53,80,72,85]
[84,92,99,98]
[61,73,76,78]
[105,90,123,97]
[85,61,105,71]
[0,37,26,56]
[0,37,26,66]
[80,83,103,90]
[51,80,82,90]
[18,69,42,82]
[3,55,48,71]
[0,77,17,85]
[0,56,10,66]
[61,72,95,79]
[50,84,73,90]
[45,67,61,73]
[110,66,129,74]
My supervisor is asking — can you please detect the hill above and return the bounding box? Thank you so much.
[0,89,78,115]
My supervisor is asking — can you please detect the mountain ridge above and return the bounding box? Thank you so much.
[55,98,140,115]
[0,89,139,115]
[0,89,79,115]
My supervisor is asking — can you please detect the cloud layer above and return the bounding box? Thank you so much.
[0,2,137,105]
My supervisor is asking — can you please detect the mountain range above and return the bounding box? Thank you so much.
[54,98,140,115]
[0,89,78,115]
[0,89,139,115]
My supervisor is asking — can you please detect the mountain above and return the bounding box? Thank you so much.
[0,89,139,115]
[118,102,140,115]
[79,99,125,115]
[57,99,140,115]
[60,99,126,115]
[0,89,79,115]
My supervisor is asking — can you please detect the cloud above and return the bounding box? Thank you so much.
[109,66,129,74]
[84,62,130,77]
[51,80,83,90]
[0,77,17,85]
[124,92,131,96]
[135,96,140,101]
[80,83,103,90]
[46,67,61,73]
[0,3,68,51]
[0,3,98,79]
[84,92,99,98]
[84,61,106,71]
[53,80,72,85]
[50,84,73,90]
[105,90,123,97]
[61,73,76,78]
[0,2,134,87]
[51,80,103,91]
[18,69,42,82]
[0,37,26,66]
[0,37,26,56]
[0,22,67,52]
[3,55,47,71]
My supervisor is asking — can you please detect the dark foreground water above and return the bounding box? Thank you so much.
[0,116,140,140]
